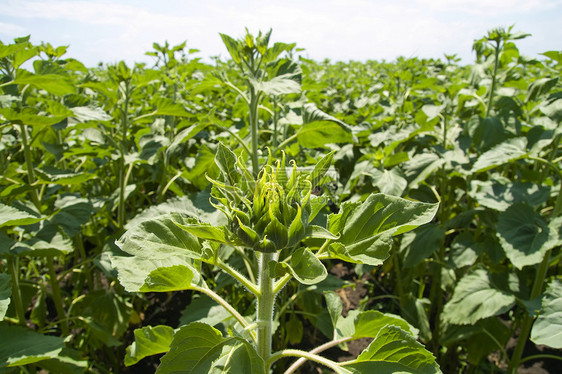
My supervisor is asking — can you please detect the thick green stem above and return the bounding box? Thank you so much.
[19,124,40,210]
[47,257,69,335]
[257,252,275,365]
[508,251,551,373]
[249,86,260,175]
[8,255,26,326]
[485,40,501,118]
[118,83,130,230]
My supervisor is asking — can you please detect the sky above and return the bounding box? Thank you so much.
[0,0,560,67]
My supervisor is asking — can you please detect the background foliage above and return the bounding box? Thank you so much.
[0,27,561,373]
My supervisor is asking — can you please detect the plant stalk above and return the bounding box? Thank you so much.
[117,82,130,231]
[272,97,279,149]
[485,40,501,118]
[191,285,252,339]
[268,349,343,374]
[249,86,260,175]
[283,337,352,374]
[47,256,69,335]
[8,255,26,326]
[19,124,41,210]
[257,252,275,365]
[508,250,552,373]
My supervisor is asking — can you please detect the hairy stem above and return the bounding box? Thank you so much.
[216,259,260,295]
[257,252,275,365]
[191,285,253,341]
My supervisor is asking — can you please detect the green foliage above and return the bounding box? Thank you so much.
[1,25,560,374]
[531,279,562,348]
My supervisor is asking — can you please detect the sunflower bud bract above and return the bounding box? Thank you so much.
[208,143,333,254]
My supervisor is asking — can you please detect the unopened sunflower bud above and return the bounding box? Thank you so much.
[209,144,326,253]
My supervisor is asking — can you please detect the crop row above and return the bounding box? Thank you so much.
[0,27,561,373]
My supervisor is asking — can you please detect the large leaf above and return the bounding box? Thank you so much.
[441,318,511,365]
[110,252,202,293]
[13,70,75,95]
[448,232,482,268]
[296,122,353,148]
[0,203,43,228]
[140,265,202,292]
[50,196,93,237]
[0,325,65,367]
[472,137,528,173]
[368,168,407,197]
[302,103,352,132]
[156,323,265,374]
[345,325,441,374]
[138,134,170,162]
[337,310,417,341]
[70,106,112,122]
[442,269,517,325]
[115,213,204,260]
[272,247,327,285]
[125,194,226,229]
[0,273,11,320]
[531,279,562,348]
[10,222,74,257]
[72,289,131,347]
[497,204,561,269]
[125,325,175,366]
[166,123,210,158]
[35,167,95,185]
[327,194,438,265]
[0,107,66,127]
[153,97,192,117]
[539,95,562,121]
[401,223,445,268]
[179,295,232,327]
[324,291,343,335]
[403,153,445,189]
[111,213,206,292]
[175,222,233,245]
[251,67,301,96]
[470,178,550,211]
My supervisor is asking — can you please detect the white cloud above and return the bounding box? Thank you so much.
[0,0,559,66]
[0,22,26,37]
[416,0,562,16]
[0,0,139,24]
